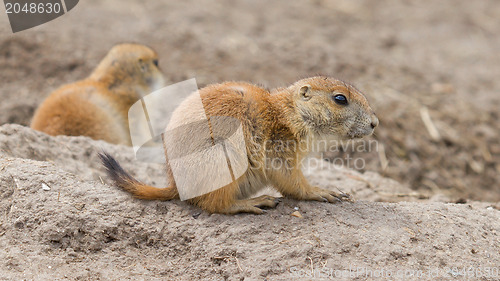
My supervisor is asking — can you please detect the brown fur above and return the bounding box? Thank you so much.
[31,43,165,145]
[100,77,378,214]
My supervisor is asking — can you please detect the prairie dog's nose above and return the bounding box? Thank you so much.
[370,114,379,129]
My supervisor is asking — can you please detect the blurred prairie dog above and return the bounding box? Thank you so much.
[31,43,165,145]
[100,76,378,214]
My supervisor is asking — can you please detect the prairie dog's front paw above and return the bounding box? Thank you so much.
[304,187,354,203]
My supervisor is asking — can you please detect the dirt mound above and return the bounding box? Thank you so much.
[0,125,498,280]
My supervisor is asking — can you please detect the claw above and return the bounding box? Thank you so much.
[339,193,354,203]
[334,188,355,202]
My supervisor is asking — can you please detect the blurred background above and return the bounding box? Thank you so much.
[1,0,499,201]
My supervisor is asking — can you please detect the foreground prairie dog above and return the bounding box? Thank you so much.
[100,76,378,214]
[31,43,165,145]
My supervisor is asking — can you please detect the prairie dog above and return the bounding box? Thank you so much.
[31,43,165,145]
[100,76,378,214]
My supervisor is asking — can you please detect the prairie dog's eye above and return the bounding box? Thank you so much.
[153,59,159,67]
[333,94,348,105]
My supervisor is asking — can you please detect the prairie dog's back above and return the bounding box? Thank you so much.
[31,43,165,145]
[163,82,271,154]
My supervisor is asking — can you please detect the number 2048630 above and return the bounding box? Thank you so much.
[5,2,62,14]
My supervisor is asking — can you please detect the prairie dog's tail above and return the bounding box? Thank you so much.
[98,152,178,200]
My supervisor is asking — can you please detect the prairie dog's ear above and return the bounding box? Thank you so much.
[138,58,147,72]
[299,85,312,101]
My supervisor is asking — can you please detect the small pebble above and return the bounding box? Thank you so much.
[294,207,299,211]
[291,211,302,218]
[42,183,50,191]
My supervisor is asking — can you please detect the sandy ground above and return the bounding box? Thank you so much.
[0,0,499,280]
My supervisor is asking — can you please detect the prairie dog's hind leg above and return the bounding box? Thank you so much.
[221,195,281,215]
[189,179,280,215]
